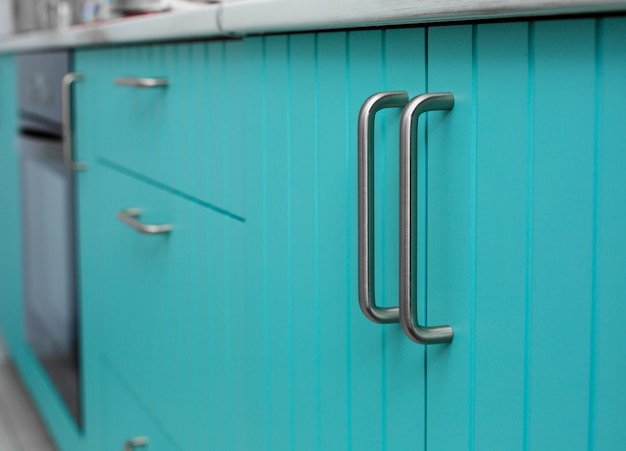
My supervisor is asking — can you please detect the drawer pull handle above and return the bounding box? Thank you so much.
[117,208,172,235]
[61,73,87,171]
[357,91,409,324]
[399,93,454,344]
[115,77,169,88]
[124,436,148,450]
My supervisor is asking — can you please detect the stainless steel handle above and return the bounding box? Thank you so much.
[114,77,169,88]
[399,93,455,344]
[61,73,87,171]
[117,208,172,235]
[358,91,409,324]
[124,436,148,450]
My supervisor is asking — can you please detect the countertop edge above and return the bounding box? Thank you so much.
[223,0,626,35]
[1,0,626,54]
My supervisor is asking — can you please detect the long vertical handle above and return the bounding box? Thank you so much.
[358,91,409,324]
[399,93,455,344]
[62,72,87,171]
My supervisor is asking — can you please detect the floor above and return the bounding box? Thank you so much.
[0,340,56,451]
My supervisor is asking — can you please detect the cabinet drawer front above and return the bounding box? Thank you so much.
[79,164,245,451]
[74,40,252,219]
[101,361,181,451]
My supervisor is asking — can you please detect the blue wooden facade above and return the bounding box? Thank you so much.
[0,16,625,450]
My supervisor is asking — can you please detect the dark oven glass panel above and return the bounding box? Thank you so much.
[17,51,70,136]
[19,133,81,425]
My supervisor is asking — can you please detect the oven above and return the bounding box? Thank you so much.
[17,50,82,426]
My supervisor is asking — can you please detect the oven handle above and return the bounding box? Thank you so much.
[62,73,87,171]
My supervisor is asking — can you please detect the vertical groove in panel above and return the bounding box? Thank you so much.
[178,45,189,445]
[344,31,353,450]
[195,41,211,450]
[313,33,322,450]
[206,41,224,450]
[172,43,182,441]
[222,41,234,451]
[286,35,295,451]
[379,29,388,451]
[474,22,528,450]
[516,39,532,450]
[189,42,202,450]
[161,45,178,442]
[202,41,213,448]
[265,35,290,450]
[224,39,240,451]
[423,27,429,451]
[522,21,535,451]
[318,31,350,451]
[221,41,228,204]
[348,30,387,451]
[587,18,602,448]
[529,19,595,450]
[234,36,266,450]
[196,43,209,206]
[261,37,271,451]
[427,24,473,450]
[290,34,318,449]
[469,24,478,451]
[159,45,171,432]
[383,27,426,451]
[593,18,626,449]
[424,26,429,451]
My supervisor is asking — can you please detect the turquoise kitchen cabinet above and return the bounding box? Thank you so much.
[4,14,622,451]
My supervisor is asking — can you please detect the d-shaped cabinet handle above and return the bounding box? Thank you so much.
[117,209,172,235]
[357,90,455,345]
[399,93,454,344]
[358,91,409,324]
[124,436,148,450]
[115,77,169,88]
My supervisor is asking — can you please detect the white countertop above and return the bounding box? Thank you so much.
[1,0,626,53]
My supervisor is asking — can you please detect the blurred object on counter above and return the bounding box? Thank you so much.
[0,0,13,36]
[81,0,116,21]
[112,0,170,13]
[12,0,83,32]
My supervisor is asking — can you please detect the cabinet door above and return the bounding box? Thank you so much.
[78,161,245,451]
[240,29,430,450]
[427,18,626,450]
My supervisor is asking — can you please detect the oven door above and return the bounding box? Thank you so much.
[18,133,81,424]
